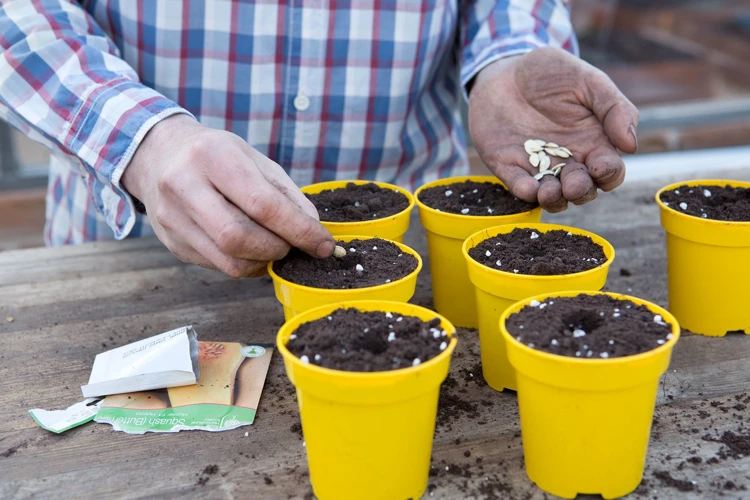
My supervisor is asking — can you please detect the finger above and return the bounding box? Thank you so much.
[585,145,626,192]
[482,145,539,202]
[214,165,335,258]
[187,186,291,262]
[537,175,568,213]
[585,68,639,154]
[186,225,269,279]
[559,161,597,205]
[241,144,321,220]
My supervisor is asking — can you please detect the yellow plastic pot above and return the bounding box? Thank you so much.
[301,180,415,242]
[414,175,542,328]
[657,179,750,336]
[462,223,614,392]
[500,291,680,499]
[277,300,457,500]
[268,235,422,321]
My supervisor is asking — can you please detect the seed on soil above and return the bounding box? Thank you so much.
[679,202,688,210]
[573,329,586,338]
[333,245,347,258]
[355,264,364,272]
[461,208,470,214]
[412,358,421,367]
[386,312,393,318]
[440,342,447,351]
[445,190,453,196]
[704,189,712,197]
[388,332,396,342]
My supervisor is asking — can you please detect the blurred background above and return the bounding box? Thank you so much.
[2,0,750,251]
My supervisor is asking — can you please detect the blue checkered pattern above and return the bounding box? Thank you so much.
[0,0,576,245]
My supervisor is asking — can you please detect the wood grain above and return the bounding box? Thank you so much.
[1,171,749,499]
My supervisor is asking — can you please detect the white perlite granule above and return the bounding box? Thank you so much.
[530,231,539,239]
[440,341,447,351]
[412,358,421,367]
[679,202,688,210]
[530,300,541,307]
[461,208,470,215]
[300,355,310,364]
[573,329,586,338]
[355,264,364,272]
[445,190,453,197]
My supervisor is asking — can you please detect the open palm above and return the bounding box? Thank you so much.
[468,47,639,212]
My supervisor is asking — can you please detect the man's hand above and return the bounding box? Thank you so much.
[122,115,335,278]
[468,47,639,212]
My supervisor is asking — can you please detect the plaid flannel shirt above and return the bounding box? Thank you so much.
[0,0,576,245]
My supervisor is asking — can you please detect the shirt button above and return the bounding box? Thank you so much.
[293,94,310,111]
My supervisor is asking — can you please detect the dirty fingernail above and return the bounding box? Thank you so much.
[629,124,638,152]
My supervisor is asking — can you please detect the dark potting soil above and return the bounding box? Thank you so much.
[272,238,418,288]
[286,308,449,372]
[467,228,607,275]
[505,294,674,358]
[418,180,537,216]
[660,184,750,222]
[305,182,410,222]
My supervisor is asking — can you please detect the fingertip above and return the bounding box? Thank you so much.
[537,178,567,212]
[511,176,539,203]
[315,238,335,259]
[560,164,595,202]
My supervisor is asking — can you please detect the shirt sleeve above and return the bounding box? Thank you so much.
[0,0,192,239]
[458,0,578,100]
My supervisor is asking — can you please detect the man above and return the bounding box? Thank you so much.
[0,1,637,278]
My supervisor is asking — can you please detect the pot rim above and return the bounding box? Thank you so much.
[301,180,415,227]
[461,222,615,281]
[500,290,680,365]
[413,175,541,221]
[267,235,423,293]
[655,179,750,226]
[276,300,458,380]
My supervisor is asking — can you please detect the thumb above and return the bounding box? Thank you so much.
[584,68,639,154]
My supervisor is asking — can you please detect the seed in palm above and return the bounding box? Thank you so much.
[529,153,540,167]
[539,152,551,172]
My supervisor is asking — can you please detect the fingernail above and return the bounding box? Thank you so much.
[629,124,638,153]
[316,239,335,258]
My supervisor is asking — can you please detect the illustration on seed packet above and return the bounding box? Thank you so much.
[94,342,273,434]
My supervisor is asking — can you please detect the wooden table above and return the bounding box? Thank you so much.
[2,170,750,499]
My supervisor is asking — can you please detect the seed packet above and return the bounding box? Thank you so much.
[94,342,273,434]
[81,326,199,398]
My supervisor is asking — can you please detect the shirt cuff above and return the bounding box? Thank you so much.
[460,35,548,102]
[62,78,193,240]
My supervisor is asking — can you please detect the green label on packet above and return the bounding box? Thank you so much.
[95,405,256,433]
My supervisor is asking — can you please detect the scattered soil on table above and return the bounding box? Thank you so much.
[620,268,632,276]
[418,180,537,216]
[703,430,750,459]
[652,470,697,492]
[505,294,674,358]
[306,182,410,222]
[468,228,607,275]
[660,184,750,222]
[196,465,219,487]
[286,308,448,372]
[436,376,480,429]
[273,238,417,289]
